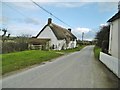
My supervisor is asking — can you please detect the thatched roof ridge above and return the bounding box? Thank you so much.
[36,19,77,40]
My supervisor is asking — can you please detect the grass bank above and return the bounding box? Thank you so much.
[1,50,63,75]
[1,45,85,75]
[94,46,101,60]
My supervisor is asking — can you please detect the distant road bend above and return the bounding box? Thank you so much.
[2,46,118,88]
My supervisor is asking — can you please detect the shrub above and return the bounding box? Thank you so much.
[2,42,28,54]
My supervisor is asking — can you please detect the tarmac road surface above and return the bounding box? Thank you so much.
[1,46,118,88]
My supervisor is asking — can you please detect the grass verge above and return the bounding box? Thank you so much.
[1,45,85,75]
[1,50,63,75]
[94,46,101,60]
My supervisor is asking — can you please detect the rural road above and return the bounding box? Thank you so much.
[1,46,118,88]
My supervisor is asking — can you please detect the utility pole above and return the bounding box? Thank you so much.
[82,32,84,42]
[82,32,84,45]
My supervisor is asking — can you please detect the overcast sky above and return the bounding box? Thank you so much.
[0,0,119,41]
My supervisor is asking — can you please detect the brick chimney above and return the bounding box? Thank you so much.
[48,18,52,25]
[68,28,71,32]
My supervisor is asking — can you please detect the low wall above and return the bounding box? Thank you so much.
[100,52,120,78]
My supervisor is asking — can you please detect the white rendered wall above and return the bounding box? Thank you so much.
[67,40,77,49]
[109,19,119,58]
[37,26,59,46]
[73,40,77,48]
[37,26,76,50]
[100,52,120,78]
[37,26,67,50]
[57,39,66,50]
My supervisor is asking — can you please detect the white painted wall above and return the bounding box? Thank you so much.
[37,26,76,50]
[68,41,73,49]
[109,19,119,59]
[57,39,66,50]
[67,40,77,49]
[100,52,120,78]
[73,40,77,48]
[119,19,120,59]
[37,26,58,46]
[37,26,66,50]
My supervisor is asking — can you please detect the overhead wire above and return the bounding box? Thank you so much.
[31,0,73,28]
[1,1,37,23]
[1,1,73,28]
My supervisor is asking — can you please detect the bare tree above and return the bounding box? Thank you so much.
[7,33,10,38]
[2,28,7,37]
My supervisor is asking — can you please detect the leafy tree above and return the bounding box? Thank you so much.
[95,25,110,53]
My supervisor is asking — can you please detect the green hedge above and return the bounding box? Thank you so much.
[94,46,101,60]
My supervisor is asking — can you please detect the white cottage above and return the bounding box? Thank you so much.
[107,11,120,59]
[99,3,120,78]
[35,18,77,50]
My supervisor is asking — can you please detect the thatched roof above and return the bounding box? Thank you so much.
[36,18,77,40]
[107,11,120,22]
